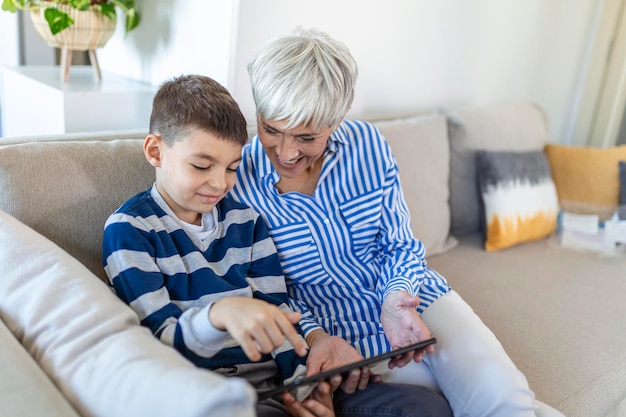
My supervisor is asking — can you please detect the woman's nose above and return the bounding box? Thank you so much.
[277,136,299,161]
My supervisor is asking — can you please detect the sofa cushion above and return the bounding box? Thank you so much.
[376,114,458,256]
[0,318,80,417]
[476,150,558,251]
[0,210,256,417]
[617,161,626,220]
[427,233,626,417]
[0,137,154,281]
[443,103,549,236]
[545,144,626,220]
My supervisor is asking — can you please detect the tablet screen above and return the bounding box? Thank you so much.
[257,337,436,401]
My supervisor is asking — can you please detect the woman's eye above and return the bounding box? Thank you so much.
[263,127,280,136]
[298,136,316,142]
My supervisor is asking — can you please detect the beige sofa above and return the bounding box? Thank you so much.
[1,103,625,417]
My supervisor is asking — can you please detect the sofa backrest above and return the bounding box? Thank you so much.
[0,102,550,280]
[0,132,152,281]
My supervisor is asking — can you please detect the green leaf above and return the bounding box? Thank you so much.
[125,9,139,33]
[99,3,116,22]
[114,0,134,11]
[2,0,18,13]
[44,8,74,35]
[67,0,91,11]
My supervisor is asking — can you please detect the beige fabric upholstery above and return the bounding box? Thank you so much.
[376,114,458,256]
[443,103,549,236]
[1,107,624,417]
[0,318,80,417]
[0,138,152,281]
[428,234,626,417]
[0,210,256,417]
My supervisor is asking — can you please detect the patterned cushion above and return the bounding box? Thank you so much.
[444,103,548,236]
[476,150,559,251]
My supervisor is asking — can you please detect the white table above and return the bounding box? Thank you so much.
[0,66,156,137]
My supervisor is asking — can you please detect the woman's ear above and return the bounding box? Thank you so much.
[144,134,163,167]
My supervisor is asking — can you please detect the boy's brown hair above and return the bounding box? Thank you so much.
[149,74,248,146]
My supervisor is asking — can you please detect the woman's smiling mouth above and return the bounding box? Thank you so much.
[278,156,301,166]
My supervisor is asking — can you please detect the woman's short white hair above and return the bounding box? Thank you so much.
[247,27,358,131]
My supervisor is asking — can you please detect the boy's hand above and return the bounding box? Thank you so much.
[282,381,335,417]
[209,297,307,361]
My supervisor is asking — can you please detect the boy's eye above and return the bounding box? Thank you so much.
[192,164,209,171]
[297,136,316,142]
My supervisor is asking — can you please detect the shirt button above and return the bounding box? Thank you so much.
[323,218,329,224]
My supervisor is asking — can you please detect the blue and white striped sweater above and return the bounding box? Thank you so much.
[103,186,306,379]
[230,119,451,358]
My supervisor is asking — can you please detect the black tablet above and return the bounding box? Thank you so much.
[257,337,437,401]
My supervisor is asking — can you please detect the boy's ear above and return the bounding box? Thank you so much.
[144,134,163,167]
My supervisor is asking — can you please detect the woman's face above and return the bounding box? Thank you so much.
[257,118,333,179]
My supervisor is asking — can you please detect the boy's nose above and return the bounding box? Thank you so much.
[207,172,227,190]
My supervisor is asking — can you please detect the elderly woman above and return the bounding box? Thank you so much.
[230,27,564,417]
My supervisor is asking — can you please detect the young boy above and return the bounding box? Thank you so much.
[102,74,333,417]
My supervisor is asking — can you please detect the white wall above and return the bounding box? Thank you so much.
[0,13,20,67]
[0,11,56,66]
[98,0,599,143]
[98,1,239,87]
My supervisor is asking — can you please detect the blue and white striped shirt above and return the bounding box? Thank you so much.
[230,120,451,358]
[103,185,306,380]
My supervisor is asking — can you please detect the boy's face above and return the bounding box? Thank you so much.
[145,129,242,225]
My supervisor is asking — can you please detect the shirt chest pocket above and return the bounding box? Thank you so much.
[268,220,318,264]
[339,189,384,255]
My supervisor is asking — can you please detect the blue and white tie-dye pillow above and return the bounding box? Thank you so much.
[476,150,559,251]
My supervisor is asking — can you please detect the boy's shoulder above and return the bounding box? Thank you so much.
[114,188,162,218]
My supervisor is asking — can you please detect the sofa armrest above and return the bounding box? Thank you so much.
[0,211,256,417]
[0,318,80,417]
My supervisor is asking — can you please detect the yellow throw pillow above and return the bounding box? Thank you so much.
[545,144,626,219]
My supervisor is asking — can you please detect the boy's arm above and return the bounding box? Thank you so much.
[244,213,310,380]
[103,213,228,360]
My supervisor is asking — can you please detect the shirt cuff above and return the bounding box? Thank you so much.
[299,317,323,339]
[382,278,415,300]
[187,302,229,354]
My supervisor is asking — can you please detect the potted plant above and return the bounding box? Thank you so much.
[1,0,140,81]
[1,0,140,35]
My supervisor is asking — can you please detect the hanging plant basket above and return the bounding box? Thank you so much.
[29,4,116,82]
[30,4,116,51]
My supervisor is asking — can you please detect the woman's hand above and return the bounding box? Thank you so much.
[209,297,307,361]
[306,329,381,393]
[380,291,434,368]
[282,381,335,417]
